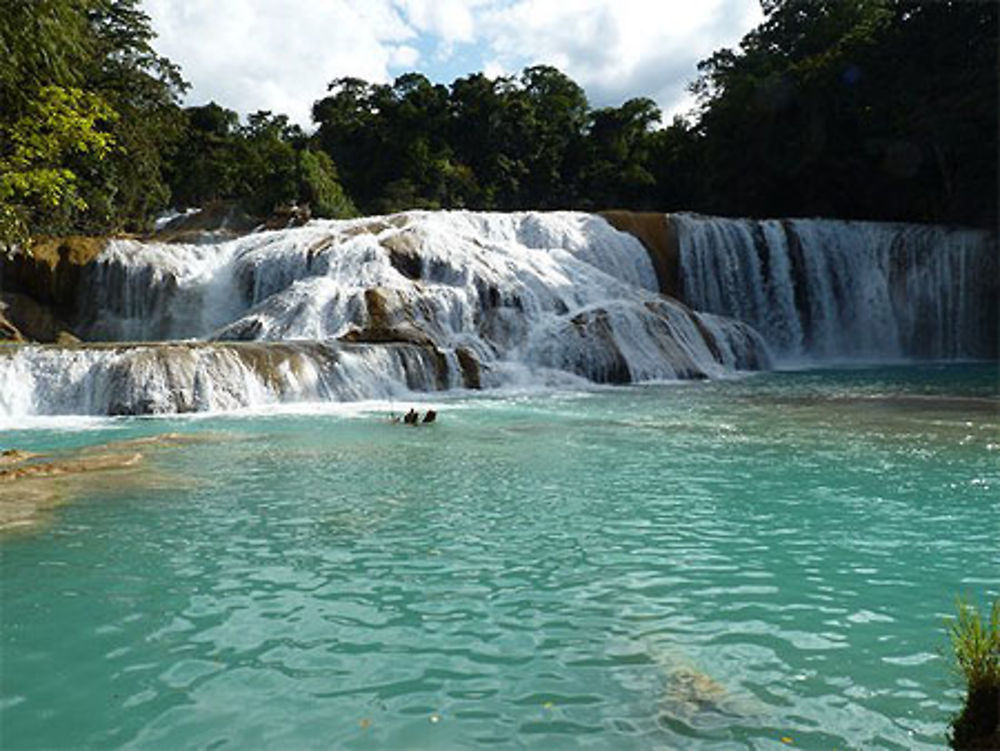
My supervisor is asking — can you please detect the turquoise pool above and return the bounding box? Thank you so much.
[2,365,997,749]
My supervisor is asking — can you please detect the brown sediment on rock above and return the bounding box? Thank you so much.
[0,482,68,533]
[0,449,40,466]
[0,305,25,341]
[662,666,729,717]
[600,211,681,298]
[566,308,632,384]
[365,287,392,330]
[151,201,258,243]
[78,341,333,414]
[340,287,433,347]
[26,235,109,271]
[83,432,213,453]
[660,664,762,721]
[104,347,199,415]
[0,452,143,482]
[0,432,210,534]
[382,231,423,280]
[1,292,78,343]
[262,204,311,230]
[0,451,143,531]
[430,347,450,390]
[306,236,337,262]
[342,213,411,239]
[233,343,297,391]
[0,236,107,341]
[456,347,481,389]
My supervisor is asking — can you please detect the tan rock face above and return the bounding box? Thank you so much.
[0,307,25,341]
[1,292,74,342]
[0,236,107,342]
[600,211,681,299]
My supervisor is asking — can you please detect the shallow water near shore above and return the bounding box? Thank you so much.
[1,364,997,750]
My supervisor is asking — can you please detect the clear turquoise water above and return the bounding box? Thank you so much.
[2,365,998,750]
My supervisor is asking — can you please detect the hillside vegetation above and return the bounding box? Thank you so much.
[1,0,995,249]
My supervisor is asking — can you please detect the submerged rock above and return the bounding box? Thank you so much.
[659,664,766,726]
[0,433,209,533]
[0,452,143,482]
[0,450,142,532]
[0,449,39,466]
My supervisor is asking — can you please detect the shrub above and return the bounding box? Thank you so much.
[948,597,1000,750]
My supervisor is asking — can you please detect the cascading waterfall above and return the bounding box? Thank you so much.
[0,342,454,417]
[674,214,998,362]
[1,211,769,417]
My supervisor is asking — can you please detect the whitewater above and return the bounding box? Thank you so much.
[2,212,767,417]
[1,211,997,750]
[0,210,995,417]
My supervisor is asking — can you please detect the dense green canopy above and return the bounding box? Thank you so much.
[1,0,995,246]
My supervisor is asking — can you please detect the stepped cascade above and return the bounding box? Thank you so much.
[672,214,998,362]
[2,210,994,417]
[1,211,767,417]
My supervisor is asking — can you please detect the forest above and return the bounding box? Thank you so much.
[1,0,996,248]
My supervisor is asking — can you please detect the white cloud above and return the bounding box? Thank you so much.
[476,0,764,118]
[389,44,422,69]
[143,0,415,125]
[397,0,480,43]
[142,0,762,125]
[482,59,508,80]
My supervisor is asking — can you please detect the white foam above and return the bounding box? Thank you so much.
[2,211,768,417]
[675,214,997,362]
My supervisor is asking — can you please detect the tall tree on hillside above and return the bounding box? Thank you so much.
[448,73,507,208]
[166,103,242,208]
[312,77,387,208]
[313,66,592,213]
[0,0,187,243]
[0,0,108,244]
[77,0,187,232]
[512,65,589,208]
[167,104,355,219]
[689,0,997,225]
[580,97,660,209]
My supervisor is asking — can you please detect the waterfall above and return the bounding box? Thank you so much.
[0,342,457,417]
[2,211,769,417]
[674,214,998,362]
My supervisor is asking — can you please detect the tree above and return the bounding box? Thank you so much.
[510,65,589,207]
[0,86,115,245]
[296,149,355,219]
[686,0,997,225]
[165,105,355,219]
[77,0,188,232]
[0,0,188,242]
[166,103,242,208]
[580,97,660,208]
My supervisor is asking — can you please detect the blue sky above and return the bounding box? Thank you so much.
[142,0,763,127]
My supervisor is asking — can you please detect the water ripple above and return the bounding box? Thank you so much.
[1,367,996,749]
